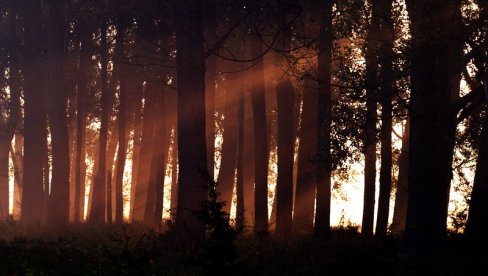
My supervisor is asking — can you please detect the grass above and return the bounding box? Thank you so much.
[0,223,484,275]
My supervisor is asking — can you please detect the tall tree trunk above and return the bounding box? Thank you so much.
[12,133,23,219]
[0,138,9,219]
[127,28,145,221]
[0,6,22,220]
[314,0,333,237]
[216,70,239,214]
[175,0,208,242]
[235,77,245,230]
[361,0,381,237]
[74,20,90,223]
[405,0,463,254]
[294,80,317,234]
[250,37,269,233]
[243,80,256,227]
[21,0,45,225]
[132,83,158,221]
[391,119,409,235]
[170,123,179,220]
[275,22,296,237]
[466,106,488,242]
[375,0,394,237]
[114,19,128,224]
[46,0,71,225]
[206,59,216,182]
[42,125,50,224]
[144,88,170,225]
[90,18,109,224]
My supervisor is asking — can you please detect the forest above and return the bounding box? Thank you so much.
[0,0,487,274]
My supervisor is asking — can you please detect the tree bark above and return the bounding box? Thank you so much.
[250,37,269,233]
[144,87,171,225]
[375,0,394,237]
[361,0,381,237]
[46,0,71,225]
[236,74,246,230]
[294,80,317,235]
[314,0,333,237]
[74,20,91,223]
[466,106,488,242]
[275,22,295,237]
[90,18,109,224]
[114,19,128,224]
[391,120,409,236]
[132,83,158,222]
[404,0,463,254]
[175,0,208,242]
[21,0,46,225]
[216,70,239,215]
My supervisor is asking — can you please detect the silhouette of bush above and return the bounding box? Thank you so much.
[192,176,241,273]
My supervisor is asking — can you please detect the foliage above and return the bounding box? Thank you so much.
[193,176,242,273]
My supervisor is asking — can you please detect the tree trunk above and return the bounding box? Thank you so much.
[216,70,239,214]
[465,106,488,242]
[0,139,9,219]
[46,0,71,225]
[144,89,170,225]
[250,37,269,233]
[90,18,109,224]
[21,0,46,225]
[275,22,296,237]
[170,123,179,220]
[404,0,463,254]
[129,75,143,220]
[74,20,90,223]
[235,76,246,230]
[175,0,208,242]
[206,58,217,181]
[12,133,23,219]
[132,83,158,221]
[361,0,381,238]
[294,80,317,235]
[114,19,128,224]
[243,80,256,228]
[391,120,409,235]
[0,6,22,220]
[375,0,394,237]
[314,0,333,237]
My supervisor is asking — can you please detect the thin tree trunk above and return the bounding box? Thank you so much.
[114,18,128,224]
[361,0,381,237]
[170,124,179,219]
[294,80,317,234]
[12,133,23,219]
[243,82,255,228]
[132,83,158,222]
[74,20,90,223]
[391,119,409,235]
[314,0,333,237]
[0,138,9,219]
[375,0,394,237]
[275,22,296,237]
[90,19,109,224]
[235,78,245,230]
[216,70,239,214]
[250,37,269,233]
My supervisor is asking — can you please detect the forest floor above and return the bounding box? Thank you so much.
[0,222,484,275]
